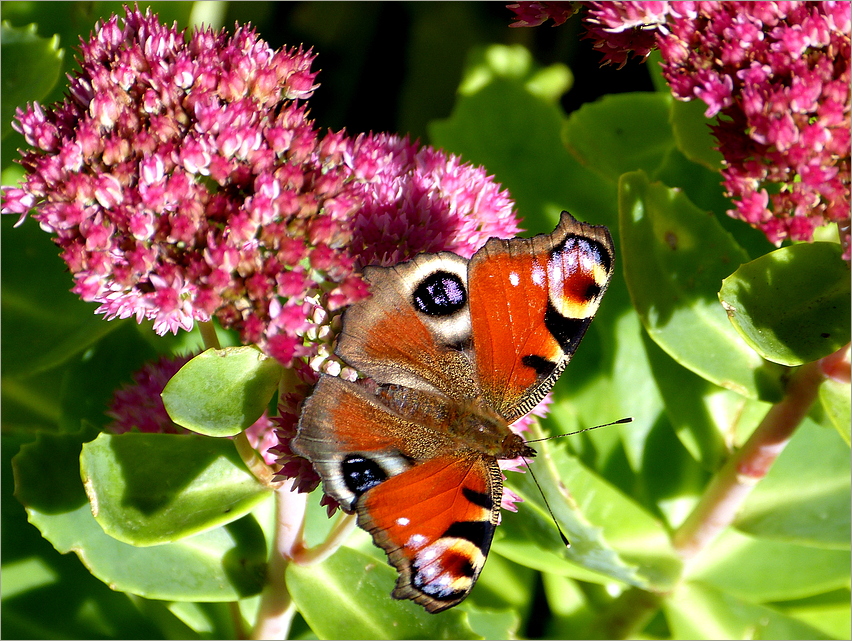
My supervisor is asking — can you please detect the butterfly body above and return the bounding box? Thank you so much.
[292,211,614,612]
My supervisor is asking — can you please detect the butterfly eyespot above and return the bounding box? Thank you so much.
[412,271,467,316]
[341,454,387,497]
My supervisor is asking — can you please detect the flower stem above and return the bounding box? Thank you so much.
[672,360,825,562]
[198,320,221,350]
[251,480,307,640]
[235,431,281,487]
[293,512,357,565]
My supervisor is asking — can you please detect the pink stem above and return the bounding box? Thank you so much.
[673,360,825,561]
[251,480,307,640]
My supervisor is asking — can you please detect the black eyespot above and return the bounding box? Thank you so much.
[341,454,387,497]
[412,271,467,316]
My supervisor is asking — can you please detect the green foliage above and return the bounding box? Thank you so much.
[81,433,271,545]
[719,243,851,367]
[163,347,283,437]
[2,3,849,640]
[619,171,783,402]
[287,547,479,639]
[0,22,63,140]
[13,430,267,602]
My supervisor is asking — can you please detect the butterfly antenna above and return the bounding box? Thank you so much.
[524,417,632,444]
[520,417,633,547]
[522,456,570,548]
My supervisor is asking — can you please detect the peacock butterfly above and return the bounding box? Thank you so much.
[292,211,614,613]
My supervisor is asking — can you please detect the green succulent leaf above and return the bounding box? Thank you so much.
[719,242,851,367]
[819,378,852,445]
[162,346,283,437]
[563,92,675,183]
[619,171,784,401]
[497,428,682,592]
[428,43,616,234]
[643,332,729,470]
[734,419,851,548]
[0,22,63,139]
[13,431,267,601]
[669,98,724,172]
[664,580,834,640]
[80,433,271,546]
[771,589,852,640]
[286,546,478,639]
[687,529,850,603]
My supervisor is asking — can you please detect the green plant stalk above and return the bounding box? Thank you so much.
[235,430,280,487]
[672,360,825,563]
[294,512,357,566]
[251,479,305,640]
[199,320,221,350]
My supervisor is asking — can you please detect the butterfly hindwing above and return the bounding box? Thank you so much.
[356,454,502,613]
[293,375,503,613]
[293,375,450,511]
[468,211,614,422]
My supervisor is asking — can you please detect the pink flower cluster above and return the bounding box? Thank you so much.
[509,1,851,258]
[2,7,521,375]
[2,8,526,496]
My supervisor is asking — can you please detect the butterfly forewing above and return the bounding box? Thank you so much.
[335,252,479,402]
[468,211,614,422]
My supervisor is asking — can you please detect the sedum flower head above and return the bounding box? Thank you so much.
[1,6,364,366]
[508,1,578,28]
[1,6,530,511]
[509,1,851,258]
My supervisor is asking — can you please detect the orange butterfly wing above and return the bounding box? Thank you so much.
[468,211,614,422]
[357,454,501,614]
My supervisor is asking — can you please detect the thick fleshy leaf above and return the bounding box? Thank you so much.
[719,242,851,366]
[669,98,724,171]
[820,378,852,445]
[687,529,850,602]
[0,213,124,382]
[13,431,268,601]
[611,306,666,472]
[497,431,682,592]
[772,589,852,640]
[664,580,833,640]
[464,605,521,641]
[619,171,784,401]
[428,43,616,234]
[162,346,283,437]
[0,22,63,139]
[563,92,675,182]
[3,432,168,640]
[467,547,536,613]
[286,546,478,639]
[734,419,850,548]
[80,433,270,546]
[643,333,732,470]
[633,411,712,532]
